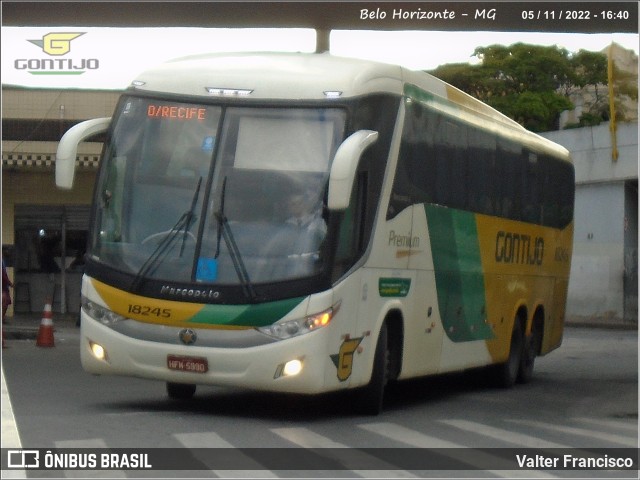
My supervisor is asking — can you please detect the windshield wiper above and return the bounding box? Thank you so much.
[131,177,202,291]
[214,176,259,302]
[180,176,202,256]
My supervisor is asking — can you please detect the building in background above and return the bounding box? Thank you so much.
[560,42,638,127]
[546,43,638,325]
[541,123,637,325]
[2,88,120,315]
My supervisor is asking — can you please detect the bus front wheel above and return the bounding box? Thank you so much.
[354,322,389,416]
[167,382,196,400]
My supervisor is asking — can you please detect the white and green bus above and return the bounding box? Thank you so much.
[57,53,574,415]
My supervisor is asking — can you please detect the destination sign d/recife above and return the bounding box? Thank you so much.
[147,105,206,120]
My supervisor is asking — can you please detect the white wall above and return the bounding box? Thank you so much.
[542,122,637,185]
[570,183,625,318]
[541,122,638,323]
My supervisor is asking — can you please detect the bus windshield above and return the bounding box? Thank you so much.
[91,96,346,290]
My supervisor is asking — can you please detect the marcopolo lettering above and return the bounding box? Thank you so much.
[161,285,220,299]
[495,230,544,265]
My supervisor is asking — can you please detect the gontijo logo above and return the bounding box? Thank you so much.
[28,32,84,55]
[15,32,99,75]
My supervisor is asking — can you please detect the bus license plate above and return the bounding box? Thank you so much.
[167,355,208,374]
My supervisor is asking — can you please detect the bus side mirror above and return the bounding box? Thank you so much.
[56,117,111,189]
[328,130,378,211]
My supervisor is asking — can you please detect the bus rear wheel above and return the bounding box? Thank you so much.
[491,317,524,388]
[167,382,196,400]
[354,322,389,416]
[518,316,542,384]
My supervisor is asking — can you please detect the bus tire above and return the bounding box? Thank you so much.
[355,322,388,416]
[167,382,196,400]
[518,316,541,384]
[492,316,524,388]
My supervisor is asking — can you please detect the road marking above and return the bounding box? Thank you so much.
[359,422,464,448]
[359,422,557,479]
[54,439,126,478]
[508,419,638,447]
[271,427,417,478]
[174,432,278,478]
[440,419,570,448]
[440,418,631,471]
[573,417,639,433]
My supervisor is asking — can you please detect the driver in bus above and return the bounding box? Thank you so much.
[281,187,327,257]
[284,190,326,232]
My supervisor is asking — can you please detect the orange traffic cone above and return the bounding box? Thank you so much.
[36,303,55,347]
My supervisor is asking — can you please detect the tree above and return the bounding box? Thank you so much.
[566,49,609,126]
[429,43,607,132]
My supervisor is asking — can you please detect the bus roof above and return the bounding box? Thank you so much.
[131,52,404,100]
[130,52,570,161]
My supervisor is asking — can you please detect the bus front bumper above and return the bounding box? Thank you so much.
[79,313,340,394]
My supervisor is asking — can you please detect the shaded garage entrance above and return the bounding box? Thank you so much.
[13,205,90,314]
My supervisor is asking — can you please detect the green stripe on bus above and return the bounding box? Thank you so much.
[404,83,455,113]
[424,204,494,342]
[188,296,306,328]
[404,83,435,103]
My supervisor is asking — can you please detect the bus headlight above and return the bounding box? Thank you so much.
[81,296,126,325]
[257,307,334,340]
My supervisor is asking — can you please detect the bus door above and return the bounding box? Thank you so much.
[348,195,414,386]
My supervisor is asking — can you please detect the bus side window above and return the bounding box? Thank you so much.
[333,171,368,278]
[497,139,522,223]
[354,172,369,253]
[388,100,436,219]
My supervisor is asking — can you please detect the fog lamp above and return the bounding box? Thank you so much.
[89,341,108,361]
[283,359,303,377]
[274,358,304,379]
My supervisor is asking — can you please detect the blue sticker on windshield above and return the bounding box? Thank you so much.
[202,136,215,152]
[196,257,218,281]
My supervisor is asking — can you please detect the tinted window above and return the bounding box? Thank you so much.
[390,99,574,228]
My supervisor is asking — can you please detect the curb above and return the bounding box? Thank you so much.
[565,322,638,331]
[2,326,40,340]
[3,324,79,340]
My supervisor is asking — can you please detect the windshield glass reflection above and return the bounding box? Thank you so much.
[91,97,346,287]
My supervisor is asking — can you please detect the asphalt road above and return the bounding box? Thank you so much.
[1,326,637,479]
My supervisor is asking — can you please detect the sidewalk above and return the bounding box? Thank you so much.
[2,312,80,341]
[565,315,638,330]
[2,310,637,341]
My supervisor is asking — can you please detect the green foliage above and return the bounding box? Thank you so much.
[570,49,608,89]
[564,112,605,129]
[429,43,609,132]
